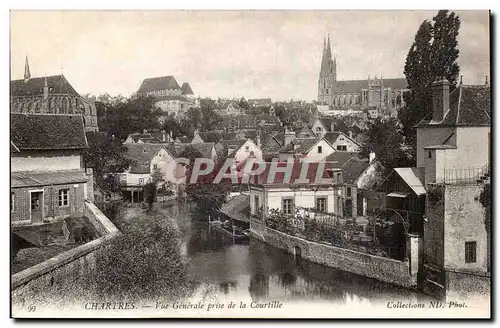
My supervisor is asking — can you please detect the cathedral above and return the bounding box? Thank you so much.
[318,35,409,116]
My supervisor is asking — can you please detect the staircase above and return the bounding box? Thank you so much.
[476,164,490,184]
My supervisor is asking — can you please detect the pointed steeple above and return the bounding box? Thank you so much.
[24,55,31,82]
[326,34,332,59]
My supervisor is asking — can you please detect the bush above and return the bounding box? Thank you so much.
[92,212,195,301]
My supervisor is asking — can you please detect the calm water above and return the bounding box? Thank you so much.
[164,202,433,306]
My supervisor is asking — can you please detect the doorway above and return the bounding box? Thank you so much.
[30,191,43,223]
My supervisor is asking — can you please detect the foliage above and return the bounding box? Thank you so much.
[151,167,163,183]
[360,117,415,173]
[401,10,461,147]
[100,94,163,140]
[92,212,196,301]
[180,99,223,136]
[84,132,135,193]
[180,146,231,220]
[144,182,157,211]
[161,116,188,139]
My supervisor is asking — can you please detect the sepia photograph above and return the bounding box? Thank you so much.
[8,9,491,319]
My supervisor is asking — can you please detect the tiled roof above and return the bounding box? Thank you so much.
[220,194,250,223]
[416,84,491,128]
[279,138,320,154]
[325,152,360,169]
[11,75,79,97]
[341,157,371,185]
[137,76,181,93]
[330,78,407,93]
[196,131,223,143]
[181,83,194,95]
[323,132,340,144]
[11,170,88,188]
[11,113,87,150]
[125,143,174,174]
[176,136,191,144]
[177,142,215,159]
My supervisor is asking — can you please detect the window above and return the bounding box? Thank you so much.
[153,164,158,170]
[428,151,432,158]
[465,241,477,263]
[282,198,294,215]
[316,127,322,132]
[139,178,144,185]
[59,189,69,207]
[346,187,352,197]
[245,146,250,152]
[337,145,347,151]
[11,192,14,212]
[316,197,327,213]
[254,195,260,215]
[318,145,323,154]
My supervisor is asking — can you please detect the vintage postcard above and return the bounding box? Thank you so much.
[10,10,491,319]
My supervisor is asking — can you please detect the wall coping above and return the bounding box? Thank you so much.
[12,233,117,289]
[264,225,409,265]
[12,201,120,289]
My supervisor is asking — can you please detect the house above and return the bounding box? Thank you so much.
[137,75,197,117]
[249,161,344,225]
[323,131,362,152]
[326,152,383,217]
[248,98,272,108]
[227,139,263,165]
[215,100,242,116]
[416,79,491,300]
[11,113,93,225]
[310,117,335,137]
[120,143,179,202]
[124,130,174,144]
[10,58,98,132]
[191,131,223,144]
[176,142,218,161]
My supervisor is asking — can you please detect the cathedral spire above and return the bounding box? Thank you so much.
[24,55,31,82]
[326,34,332,60]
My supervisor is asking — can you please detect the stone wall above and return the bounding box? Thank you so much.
[445,269,490,302]
[250,221,417,288]
[11,202,119,311]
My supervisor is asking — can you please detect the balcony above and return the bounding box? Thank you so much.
[443,164,490,185]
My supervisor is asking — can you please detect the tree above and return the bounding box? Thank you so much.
[162,116,187,139]
[431,10,461,87]
[401,10,461,147]
[101,94,162,140]
[360,118,415,174]
[180,146,231,220]
[92,213,196,300]
[84,132,135,193]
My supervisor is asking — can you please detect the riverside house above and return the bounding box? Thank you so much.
[11,113,93,225]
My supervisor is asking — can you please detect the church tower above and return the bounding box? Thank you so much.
[318,35,336,106]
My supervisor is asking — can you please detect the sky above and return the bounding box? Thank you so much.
[10,10,490,101]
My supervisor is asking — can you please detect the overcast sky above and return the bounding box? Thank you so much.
[10,10,490,101]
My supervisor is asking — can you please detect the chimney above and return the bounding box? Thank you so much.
[284,127,296,146]
[348,130,353,139]
[256,131,261,148]
[143,129,148,134]
[369,152,376,164]
[169,130,173,139]
[43,77,49,101]
[162,130,166,142]
[431,77,450,122]
[330,121,335,132]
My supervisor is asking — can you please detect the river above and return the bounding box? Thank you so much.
[161,201,434,308]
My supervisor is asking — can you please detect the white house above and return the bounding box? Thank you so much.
[323,131,362,152]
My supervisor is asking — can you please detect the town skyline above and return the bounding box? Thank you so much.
[11,10,489,101]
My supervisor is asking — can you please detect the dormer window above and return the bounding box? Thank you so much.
[428,151,432,158]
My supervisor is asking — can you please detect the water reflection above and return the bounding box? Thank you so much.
[169,201,433,305]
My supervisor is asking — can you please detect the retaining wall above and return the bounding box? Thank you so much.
[250,221,417,288]
[12,201,119,311]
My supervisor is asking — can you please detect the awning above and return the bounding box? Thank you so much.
[387,192,409,198]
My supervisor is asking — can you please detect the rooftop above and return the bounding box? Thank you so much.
[11,113,88,150]
[137,76,181,93]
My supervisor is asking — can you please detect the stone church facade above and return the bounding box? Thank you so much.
[318,36,409,116]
